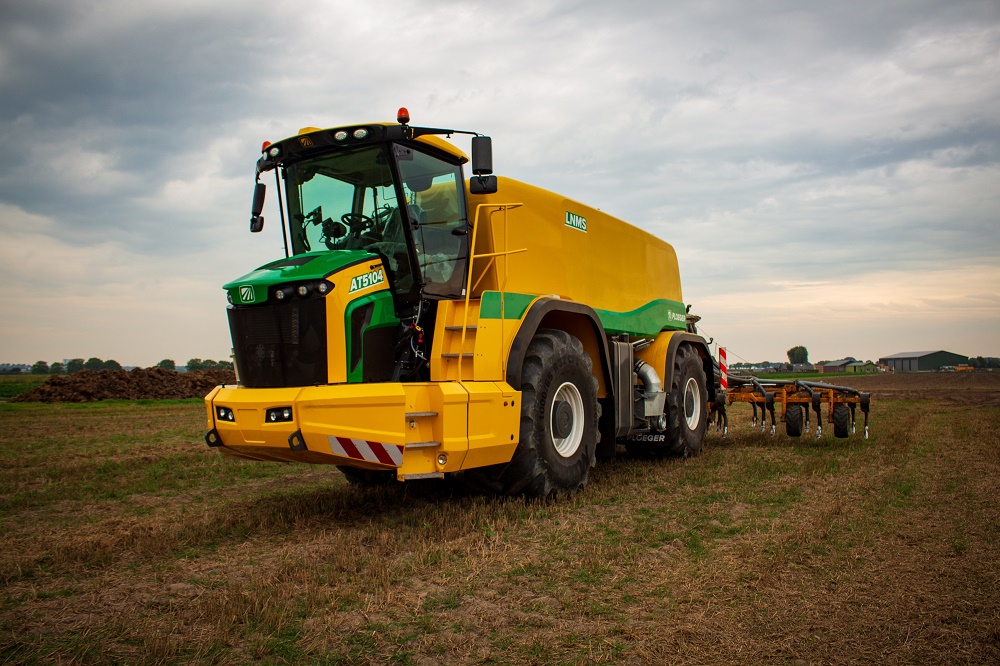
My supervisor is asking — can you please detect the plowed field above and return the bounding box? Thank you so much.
[814,370,1000,405]
[11,367,235,403]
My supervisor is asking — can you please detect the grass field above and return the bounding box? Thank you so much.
[0,374,49,400]
[2,378,999,664]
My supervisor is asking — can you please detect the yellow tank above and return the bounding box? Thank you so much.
[468,177,683,321]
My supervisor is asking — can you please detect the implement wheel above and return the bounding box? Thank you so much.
[833,403,850,438]
[785,404,803,437]
[482,329,600,498]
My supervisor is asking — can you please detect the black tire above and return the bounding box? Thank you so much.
[626,344,708,459]
[337,466,396,485]
[471,329,600,498]
[785,404,803,437]
[833,404,850,438]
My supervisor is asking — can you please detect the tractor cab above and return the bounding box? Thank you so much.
[250,110,493,306]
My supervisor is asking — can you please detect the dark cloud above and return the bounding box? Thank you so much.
[0,0,998,363]
[0,2,280,124]
[0,0,293,254]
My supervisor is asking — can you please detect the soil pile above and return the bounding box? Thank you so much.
[11,368,235,403]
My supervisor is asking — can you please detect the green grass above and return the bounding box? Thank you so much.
[1,393,999,664]
[0,374,49,399]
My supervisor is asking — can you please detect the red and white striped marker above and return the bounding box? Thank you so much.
[329,436,403,467]
[719,347,728,391]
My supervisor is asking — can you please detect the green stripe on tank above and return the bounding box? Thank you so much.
[479,292,536,320]
[595,299,687,337]
[479,291,686,337]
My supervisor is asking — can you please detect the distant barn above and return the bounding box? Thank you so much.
[878,351,968,373]
[819,359,855,374]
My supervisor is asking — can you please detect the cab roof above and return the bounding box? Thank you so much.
[294,122,470,163]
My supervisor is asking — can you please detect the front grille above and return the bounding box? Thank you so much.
[228,299,327,388]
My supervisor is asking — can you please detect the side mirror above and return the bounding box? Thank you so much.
[471,136,493,175]
[470,175,498,195]
[250,182,266,233]
[251,182,266,216]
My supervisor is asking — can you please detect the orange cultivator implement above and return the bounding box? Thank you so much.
[713,376,871,440]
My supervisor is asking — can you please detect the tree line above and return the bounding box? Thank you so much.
[11,358,234,375]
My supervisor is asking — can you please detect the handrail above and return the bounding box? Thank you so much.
[457,203,524,383]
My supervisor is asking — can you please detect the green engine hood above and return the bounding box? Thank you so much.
[223,250,375,305]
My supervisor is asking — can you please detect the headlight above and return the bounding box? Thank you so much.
[271,281,333,302]
[266,407,294,423]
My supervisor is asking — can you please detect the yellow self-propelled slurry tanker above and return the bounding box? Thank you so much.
[205,108,717,497]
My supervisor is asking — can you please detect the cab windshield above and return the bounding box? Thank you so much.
[284,143,469,300]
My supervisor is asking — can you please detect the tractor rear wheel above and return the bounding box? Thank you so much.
[785,404,803,437]
[670,344,709,457]
[833,404,851,438]
[626,343,707,459]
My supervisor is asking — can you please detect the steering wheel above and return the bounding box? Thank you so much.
[341,212,375,237]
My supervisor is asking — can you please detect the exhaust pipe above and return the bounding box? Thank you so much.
[634,360,667,428]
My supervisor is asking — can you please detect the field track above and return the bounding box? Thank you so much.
[2,374,998,664]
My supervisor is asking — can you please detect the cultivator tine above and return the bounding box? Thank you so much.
[812,393,823,439]
[765,391,776,436]
[849,403,857,435]
[860,393,871,439]
[713,393,729,438]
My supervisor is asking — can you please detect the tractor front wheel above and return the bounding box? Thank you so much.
[337,466,396,485]
[477,329,600,498]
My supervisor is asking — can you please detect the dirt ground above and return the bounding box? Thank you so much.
[1,373,998,664]
[11,367,236,403]
[814,371,1000,406]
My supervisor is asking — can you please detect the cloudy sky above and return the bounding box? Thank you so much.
[1,0,998,367]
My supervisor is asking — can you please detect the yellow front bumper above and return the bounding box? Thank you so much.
[204,381,521,479]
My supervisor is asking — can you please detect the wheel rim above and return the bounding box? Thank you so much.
[683,377,701,430]
[550,381,584,458]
